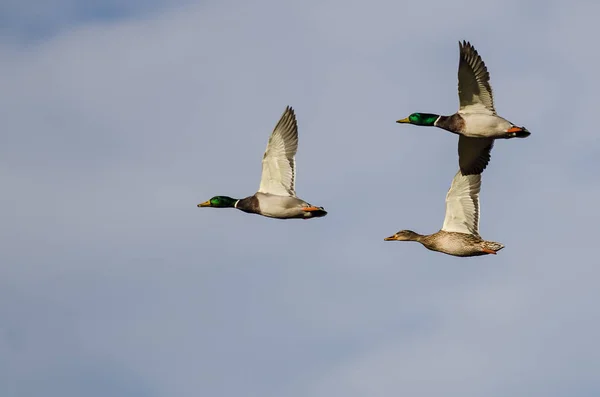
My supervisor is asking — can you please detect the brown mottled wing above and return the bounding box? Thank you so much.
[458,136,494,175]
[442,170,481,236]
[258,106,298,197]
[457,41,496,115]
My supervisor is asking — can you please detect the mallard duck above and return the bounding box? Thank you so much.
[397,41,531,175]
[384,170,503,257]
[197,106,327,219]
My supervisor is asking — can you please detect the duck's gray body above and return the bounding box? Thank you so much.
[237,193,327,219]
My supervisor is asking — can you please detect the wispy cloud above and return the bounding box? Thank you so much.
[0,0,192,41]
[1,0,599,396]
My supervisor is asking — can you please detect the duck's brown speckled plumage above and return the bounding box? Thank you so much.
[384,171,504,257]
[418,231,504,257]
[385,229,503,257]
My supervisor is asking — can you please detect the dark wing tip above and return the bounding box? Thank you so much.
[271,106,298,143]
[459,40,480,59]
[274,105,299,153]
[281,106,297,126]
[460,166,485,176]
[284,105,295,117]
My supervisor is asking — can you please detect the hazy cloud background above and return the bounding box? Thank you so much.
[1,0,599,396]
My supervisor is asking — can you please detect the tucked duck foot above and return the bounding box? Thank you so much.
[506,126,531,138]
[301,206,328,218]
[481,248,497,255]
[302,206,322,212]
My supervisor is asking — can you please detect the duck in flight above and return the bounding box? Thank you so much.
[197,106,327,219]
[397,41,530,175]
[384,170,503,257]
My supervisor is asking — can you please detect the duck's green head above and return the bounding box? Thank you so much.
[397,113,439,126]
[197,196,238,208]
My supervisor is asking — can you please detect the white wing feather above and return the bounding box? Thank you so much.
[441,170,481,236]
[257,106,299,197]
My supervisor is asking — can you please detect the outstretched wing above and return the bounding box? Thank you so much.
[441,170,481,236]
[458,136,494,175]
[458,40,496,115]
[258,106,299,197]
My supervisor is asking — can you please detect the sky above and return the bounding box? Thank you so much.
[1,0,599,396]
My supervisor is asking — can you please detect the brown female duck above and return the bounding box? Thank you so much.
[384,170,503,257]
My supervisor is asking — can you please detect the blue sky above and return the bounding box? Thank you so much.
[0,0,184,41]
[1,0,599,396]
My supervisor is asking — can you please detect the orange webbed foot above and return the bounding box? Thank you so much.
[301,206,322,212]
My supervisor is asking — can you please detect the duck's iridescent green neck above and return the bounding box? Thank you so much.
[398,113,440,126]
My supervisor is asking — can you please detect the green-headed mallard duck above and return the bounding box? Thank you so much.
[397,41,531,175]
[384,170,503,257]
[197,106,327,220]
